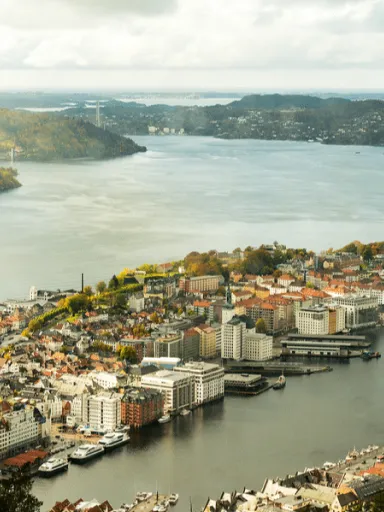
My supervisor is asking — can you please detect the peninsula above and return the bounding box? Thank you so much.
[0,108,146,162]
[0,167,21,192]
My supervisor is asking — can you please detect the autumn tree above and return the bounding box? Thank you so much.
[66,293,90,314]
[96,281,107,294]
[108,275,119,290]
[119,346,138,363]
[83,285,93,297]
[256,318,267,334]
[362,245,373,262]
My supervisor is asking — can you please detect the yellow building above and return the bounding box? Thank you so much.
[196,325,217,359]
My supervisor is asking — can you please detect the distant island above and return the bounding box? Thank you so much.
[0,108,146,162]
[0,167,21,193]
[54,93,384,147]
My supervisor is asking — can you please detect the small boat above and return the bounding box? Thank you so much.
[362,351,381,360]
[158,414,172,424]
[273,374,286,390]
[169,493,179,505]
[180,408,190,416]
[136,492,153,503]
[69,443,104,464]
[38,457,68,477]
[322,461,336,470]
[98,431,129,451]
[153,500,169,512]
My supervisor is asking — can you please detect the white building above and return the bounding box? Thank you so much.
[85,393,122,432]
[130,293,145,312]
[71,393,89,424]
[221,316,246,360]
[243,333,273,361]
[91,372,120,390]
[297,306,330,335]
[222,304,235,324]
[141,370,193,413]
[333,294,378,329]
[174,362,224,405]
[0,407,40,459]
[29,286,38,301]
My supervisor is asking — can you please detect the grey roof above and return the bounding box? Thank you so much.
[337,492,356,507]
[349,475,384,500]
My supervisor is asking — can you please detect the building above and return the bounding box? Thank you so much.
[179,275,221,293]
[85,393,122,433]
[174,362,224,405]
[141,370,193,413]
[195,324,217,359]
[221,316,246,360]
[243,332,273,361]
[333,295,378,329]
[0,406,40,460]
[121,388,163,427]
[297,305,345,335]
[193,300,211,316]
[141,357,181,370]
[154,333,181,358]
[181,328,200,361]
[129,292,145,312]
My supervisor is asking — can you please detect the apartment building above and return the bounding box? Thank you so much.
[174,362,224,405]
[221,316,246,360]
[121,388,163,427]
[179,275,221,293]
[154,333,181,358]
[141,370,193,413]
[181,328,200,361]
[85,393,122,433]
[0,407,40,459]
[243,333,273,361]
[195,324,217,359]
[297,305,346,335]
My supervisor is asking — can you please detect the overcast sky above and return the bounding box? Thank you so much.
[1,0,383,91]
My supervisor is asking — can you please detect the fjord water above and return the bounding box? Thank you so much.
[1,136,384,299]
[33,331,384,510]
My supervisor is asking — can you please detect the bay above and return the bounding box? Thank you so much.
[0,136,384,299]
[32,331,384,511]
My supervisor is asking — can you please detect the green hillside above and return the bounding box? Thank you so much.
[0,108,146,161]
[0,167,21,192]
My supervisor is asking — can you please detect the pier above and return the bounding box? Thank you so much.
[129,494,171,512]
[223,360,331,376]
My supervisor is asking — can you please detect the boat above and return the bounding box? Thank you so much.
[158,414,172,424]
[136,492,153,502]
[322,461,336,470]
[98,431,130,451]
[153,500,169,512]
[38,457,68,477]
[273,374,286,390]
[169,493,179,505]
[69,443,104,464]
[362,351,381,360]
[180,408,190,416]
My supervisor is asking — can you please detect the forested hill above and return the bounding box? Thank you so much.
[227,94,350,109]
[0,109,146,161]
[0,167,21,192]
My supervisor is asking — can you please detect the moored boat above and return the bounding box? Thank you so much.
[180,408,190,416]
[273,374,286,390]
[38,457,68,477]
[69,443,104,464]
[98,431,129,451]
[169,493,179,505]
[158,414,172,424]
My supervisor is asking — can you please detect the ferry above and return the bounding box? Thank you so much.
[38,457,69,477]
[169,493,179,505]
[158,414,172,424]
[98,431,130,451]
[273,374,286,390]
[69,443,104,464]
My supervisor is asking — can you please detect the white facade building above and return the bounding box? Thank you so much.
[0,407,39,459]
[333,295,378,329]
[243,333,273,361]
[221,317,246,360]
[130,293,145,312]
[141,370,193,413]
[174,362,224,405]
[297,306,330,335]
[222,304,235,324]
[85,393,122,432]
[91,372,119,390]
[29,286,38,301]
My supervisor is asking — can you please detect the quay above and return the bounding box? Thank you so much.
[130,494,170,512]
[223,360,331,376]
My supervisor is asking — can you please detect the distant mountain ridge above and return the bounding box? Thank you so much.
[228,93,350,109]
[0,108,146,161]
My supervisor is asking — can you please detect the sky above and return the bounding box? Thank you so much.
[0,0,383,91]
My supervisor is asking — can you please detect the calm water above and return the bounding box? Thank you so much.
[1,136,384,298]
[33,331,384,511]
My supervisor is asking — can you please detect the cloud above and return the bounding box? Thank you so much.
[0,0,383,83]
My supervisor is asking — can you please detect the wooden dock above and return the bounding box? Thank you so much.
[130,494,169,512]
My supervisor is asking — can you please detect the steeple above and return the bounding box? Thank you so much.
[226,281,232,305]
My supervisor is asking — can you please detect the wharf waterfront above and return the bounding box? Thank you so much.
[130,494,171,512]
[224,360,332,376]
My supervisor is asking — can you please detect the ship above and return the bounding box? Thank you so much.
[158,414,172,424]
[273,374,286,390]
[362,351,381,361]
[38,457,69,477]
[69,443,104,464]
[98,431,130,451]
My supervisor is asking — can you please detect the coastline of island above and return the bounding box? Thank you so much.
[0,167,22,193]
